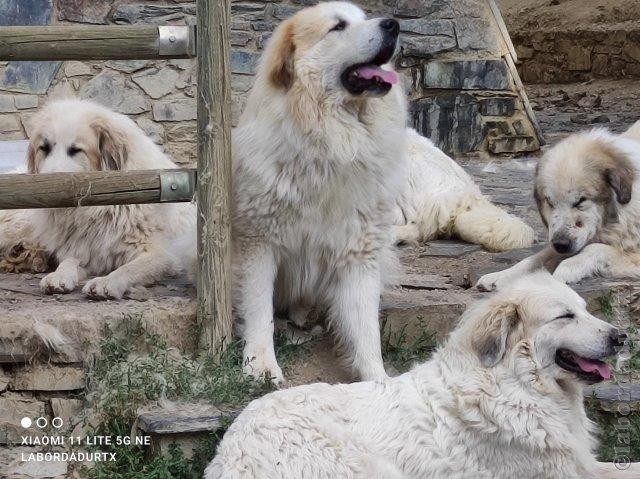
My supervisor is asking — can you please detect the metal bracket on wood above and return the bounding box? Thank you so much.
[158,25,196,58]
[160,170,196,202]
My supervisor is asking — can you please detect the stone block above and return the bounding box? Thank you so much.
[50,398,83,431]
[624,42,640,63]
[231,51,260,75]
[105,60,150,73]
[565,46,592,71]
[401,35,457,58]
[399,19,454,36]
[423,60,511,90]
[0,115,21,133]
[152,99,197,122]
[394,0,454,19]
[12,365,84,391]
[455,18,497,52]
[0,95,16,113]
[0,0,52,26]
[58,0,113,24]
[515,45,535,60]
[0,392,46,444]
[166,122,197,143]
[273,4,299,20]
[0,368,9,392]
[0,62,61,95]
[488,135,539,154]
[231,31,253,47]
[132,68,180,99]
[137,118,165,145]
[112,4,195,24]
[479,97,516,116]
[80,71,150,115]
[64,61,92,77]
[14,95,38,110]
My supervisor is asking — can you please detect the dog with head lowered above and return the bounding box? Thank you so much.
[232,2,407,383]
[478,121,640,291]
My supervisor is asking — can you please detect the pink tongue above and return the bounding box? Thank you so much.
[575,357,612,380]
[357,66,399,85]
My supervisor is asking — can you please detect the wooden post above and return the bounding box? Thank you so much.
[0,169,196,209]
[196,0,233,354]
[0,26,196,61]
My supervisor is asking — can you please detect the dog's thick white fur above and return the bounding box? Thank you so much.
[232,2,407,383]
[206,271,636,479]
[395,128,535,251]
[478,121,640,291]
[17,99,195,299]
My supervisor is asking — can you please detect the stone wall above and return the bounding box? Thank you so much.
[514,29,640,84]
[0,0,541,161]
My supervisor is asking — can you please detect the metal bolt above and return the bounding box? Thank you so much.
[171,183,178,191]
[169,35,176,43]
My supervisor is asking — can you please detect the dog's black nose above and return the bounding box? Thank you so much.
[609,329,627,349]
[379,19,399,36]
[552,239,572,254]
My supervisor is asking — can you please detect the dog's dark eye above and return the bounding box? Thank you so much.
[39,142,51,155]
[329,20,347,32]
[68,146,83,156]
[554,312,575,320]
[573,197,587,208]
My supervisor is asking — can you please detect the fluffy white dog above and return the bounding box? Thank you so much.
[206,272,636,479]
[395,128,535,251]
[232,2,407,383]
[478,121,640,291]
[13,99,195,299]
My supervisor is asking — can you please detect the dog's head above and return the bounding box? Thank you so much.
[261,2,400,98]
[456,272,624,386]
[27,100,129,174]
[534,130,636,255]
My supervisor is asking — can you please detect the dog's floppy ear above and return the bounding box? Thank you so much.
[600,144,635,204]
[265,20,295,90]
[472,300,520,367]
[91,118,128,171]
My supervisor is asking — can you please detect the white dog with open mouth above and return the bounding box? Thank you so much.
[18,99,195,299]
[206,272,635,479]
[477,121,640,291]
[232,2,407,383]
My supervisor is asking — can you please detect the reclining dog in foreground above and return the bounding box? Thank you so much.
[206,272,634,478]
[478,121,640,291]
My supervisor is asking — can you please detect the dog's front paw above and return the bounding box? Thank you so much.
[476,271,506,292]
[552,263,582,284]
[242,348,285,386]
[40,271,78,294]
[82,276,127,300]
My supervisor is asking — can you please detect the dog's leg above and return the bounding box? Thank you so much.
[236,243,283,384]
[40,257,86,294]
[476,246,563,291]
[82,247,173,299]
[328,263,386,381]
[553,243,639,284]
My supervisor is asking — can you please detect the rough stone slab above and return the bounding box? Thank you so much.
[7,457,68,478]
[423,60,512,90]
[394,0,454,19]
[58,0,113,24]
[488,135,539,154]
[0,62,61,95]
[584,383,640,412]
[137,405,224,435]
[152,99,197,122]
[132,68,181,99]
[479,97,516,116]
[231,51,260,75]
[0,95,16,113]
[400,272,454,290]
[137,117,165,145]
[105,60,150,74]
[14,95,38,110]
[419,240,482,258]
[402,35,457,58]
[63,61,92,77]
[12,365,84,391]
[112,3,195,24]
[0,0,52,26]
[50,398,83,432]
[0,115,21,133]
[0,392,46,444]
[80,71,150,115]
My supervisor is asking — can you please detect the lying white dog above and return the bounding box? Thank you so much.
[478,121,640,291]
[206,271,635,479]
[395,128,535,252]
[232,2,407,383]
[16,99,195,299]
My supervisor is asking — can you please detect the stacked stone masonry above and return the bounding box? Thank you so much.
[0,0,540,159]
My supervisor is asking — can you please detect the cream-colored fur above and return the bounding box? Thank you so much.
[478,122,640,291]
[395,129,535,251]
[206,272,637,479]
[230,2,407,383]
[9,99,196,299]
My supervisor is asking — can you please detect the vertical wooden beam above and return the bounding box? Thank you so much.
[197,0,233,354]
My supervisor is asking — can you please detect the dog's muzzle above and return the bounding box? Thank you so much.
[341,19,400,96]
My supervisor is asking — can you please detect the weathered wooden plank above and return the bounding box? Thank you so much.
[196,0,233,354]
[0,169,196,209]
[0,25,196,61]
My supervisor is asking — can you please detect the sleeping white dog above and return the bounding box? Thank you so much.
[19,99,195,299]
[232,2,407,383]
[206,272,636,479]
